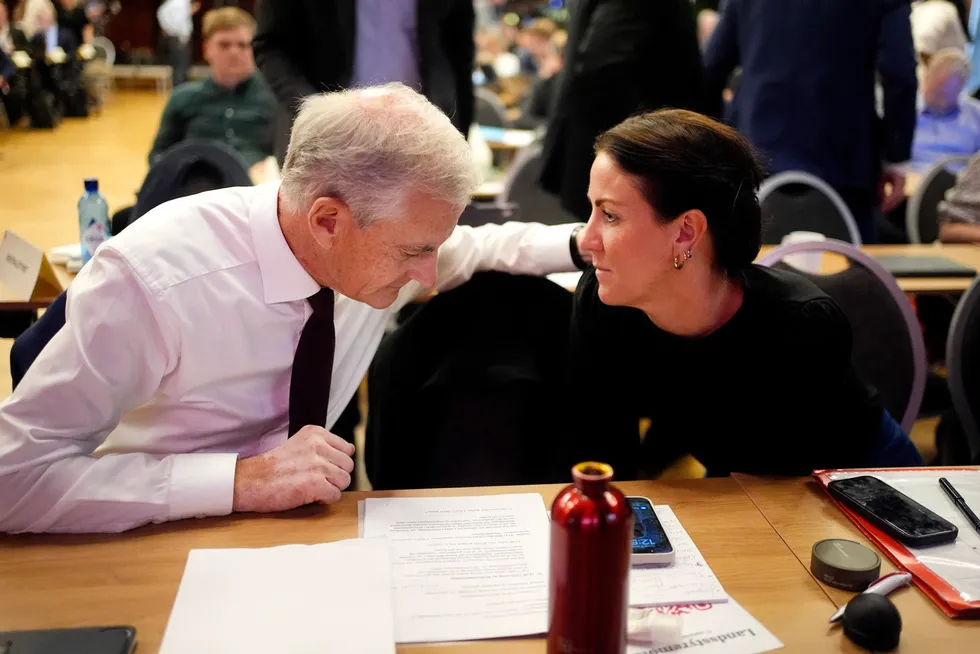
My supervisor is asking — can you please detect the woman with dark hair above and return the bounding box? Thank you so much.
[566,109,923,478]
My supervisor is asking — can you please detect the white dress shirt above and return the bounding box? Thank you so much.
[0,183,577,533]
[157,0,192,42]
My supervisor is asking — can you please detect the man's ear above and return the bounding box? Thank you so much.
[308,196,355,251]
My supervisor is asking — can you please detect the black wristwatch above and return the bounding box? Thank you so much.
[569,224,588,270]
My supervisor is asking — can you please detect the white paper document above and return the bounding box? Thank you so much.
[159,539,396,654]
[628,599,783,654]
[631,506,728,607]
[361,493,550,643]
[827,469,980,602]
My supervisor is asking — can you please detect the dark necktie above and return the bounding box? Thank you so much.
[288,287,336,437]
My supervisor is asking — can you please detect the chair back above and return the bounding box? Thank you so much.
[758,239,926,432]
[125,139,252,232]
[906,156,972,244]
[92,36,115,66]
[947,277,980,463]
[758,171,862,245]
[499,142,576,225]
[475,87,507,127]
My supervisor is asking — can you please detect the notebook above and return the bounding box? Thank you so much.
[872,255,976,278]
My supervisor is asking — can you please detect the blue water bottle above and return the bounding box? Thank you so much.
[79,178,111,264]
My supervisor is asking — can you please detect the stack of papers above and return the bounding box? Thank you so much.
[360,493,550,643]
[357,495,782,653]
[159,539,396,654]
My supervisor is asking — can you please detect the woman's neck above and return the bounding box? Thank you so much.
[639,265,745,338]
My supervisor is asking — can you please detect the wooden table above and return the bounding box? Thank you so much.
[758,243,980,294]
[0,478,874,653]
[733,474,980,652]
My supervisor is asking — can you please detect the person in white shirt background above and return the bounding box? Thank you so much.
[156,0,199,87]
[0,83,588,534]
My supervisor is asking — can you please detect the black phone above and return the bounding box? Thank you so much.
[827,475,958,547]
[0,626,136,654]
[627,496,675,564]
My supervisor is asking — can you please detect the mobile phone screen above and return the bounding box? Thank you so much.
[628,497,672,554]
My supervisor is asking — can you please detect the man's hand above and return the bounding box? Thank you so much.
[878,166,907,214]
[232,426,355,513]
[0,76,7,94]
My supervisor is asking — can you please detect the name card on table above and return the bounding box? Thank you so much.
[0,230,63,303]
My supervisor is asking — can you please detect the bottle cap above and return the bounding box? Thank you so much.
[811,538,881,591]
[84,178,98,192]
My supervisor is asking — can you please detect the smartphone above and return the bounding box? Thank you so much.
[827,475,958,547]
[627,496,675,564]
[0,626,136,654]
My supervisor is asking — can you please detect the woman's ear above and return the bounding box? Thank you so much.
[673,209,708,255]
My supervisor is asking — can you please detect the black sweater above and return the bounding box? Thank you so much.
[565,265,883,478]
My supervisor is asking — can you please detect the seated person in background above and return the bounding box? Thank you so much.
[938,153,980,243]
[911,0,967,70]
[0,83,587,534]
[148,7,275,167]
[911,48,980,172]
[475,26,520,84]
[55,0,96,46]
[565,109,923,479]
[516,17,556,75]
[26,0,82,115]
[0,0,28,53]
[512,30,564,130]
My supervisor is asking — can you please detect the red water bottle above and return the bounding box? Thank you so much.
[548,462,633,654]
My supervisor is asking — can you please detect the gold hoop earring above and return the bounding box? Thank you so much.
[673,256,684,270]
[686,250,693,260]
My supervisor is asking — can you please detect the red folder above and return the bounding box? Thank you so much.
[813,467,980,618]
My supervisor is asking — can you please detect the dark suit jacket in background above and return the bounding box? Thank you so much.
[252,0,475,163]
[703,0,918,193]
[540,0,705,220]
[0,48,13,81]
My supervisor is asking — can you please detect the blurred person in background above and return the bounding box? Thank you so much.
[541,0,704,221]
[515,17,556,75]
[0,0,29,125]
[939,152,980,242]
[148,7,276,167]
[912,0,968,68]
[157,0,200,87]
[512,28,564,129]
[253,0,475,165]
[704,0,918,243]
[912,48,980,171]
[476,25,521,84]
[55,0,98,46]
[0,0,28,53]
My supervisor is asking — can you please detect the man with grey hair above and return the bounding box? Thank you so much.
[0,84,588,534]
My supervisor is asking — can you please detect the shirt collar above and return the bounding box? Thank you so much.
[248,181,321,305]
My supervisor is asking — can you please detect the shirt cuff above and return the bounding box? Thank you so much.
[534,223,581,273]
[167,453,238,522]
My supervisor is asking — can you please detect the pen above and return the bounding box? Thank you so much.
[829,572,912,623]
[939,477,980,535]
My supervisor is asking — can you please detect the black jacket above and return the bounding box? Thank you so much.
[365,272,573,490]
[540,0,705,220]
[253,0,475,160]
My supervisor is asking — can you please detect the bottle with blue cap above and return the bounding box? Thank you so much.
[78,178,110,264]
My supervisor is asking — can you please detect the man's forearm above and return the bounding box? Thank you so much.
[939,222,980,244]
